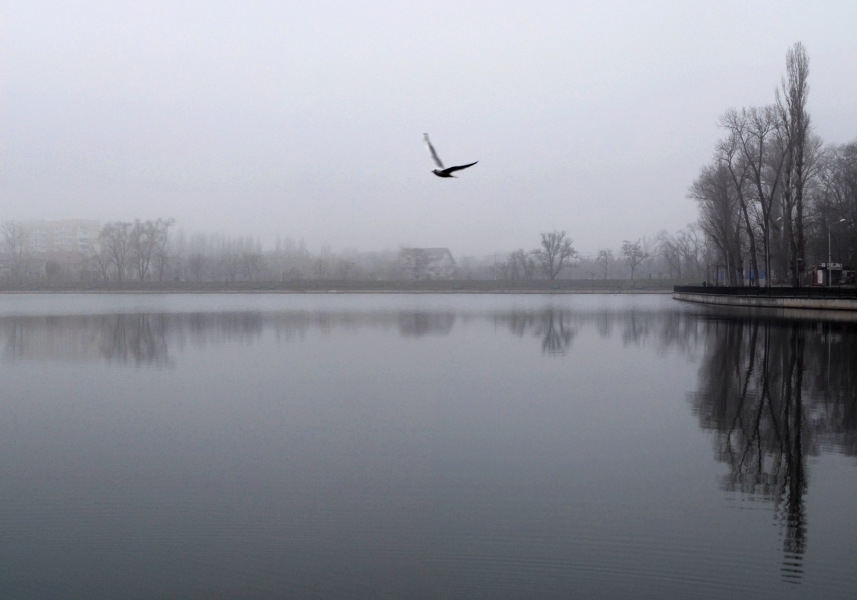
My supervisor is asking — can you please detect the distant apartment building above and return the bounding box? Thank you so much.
[1,219,101,282]
[21,219,100,256]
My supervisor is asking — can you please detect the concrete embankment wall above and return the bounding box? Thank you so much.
[673,288,857,311]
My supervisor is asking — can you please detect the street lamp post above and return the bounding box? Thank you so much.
[827,218,847,287]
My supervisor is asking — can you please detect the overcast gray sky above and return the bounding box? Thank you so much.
[3,1,856,257]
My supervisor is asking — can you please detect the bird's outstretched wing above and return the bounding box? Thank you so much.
[444,161,478,174]
[423,133,445,169]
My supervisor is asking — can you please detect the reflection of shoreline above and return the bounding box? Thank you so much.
[0,313,266,367]
[1,314,180,367]
[0,306,695,365]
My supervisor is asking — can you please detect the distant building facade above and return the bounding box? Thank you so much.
[398,247,457,280]
[1,219,100,282]
[22,219,100,256]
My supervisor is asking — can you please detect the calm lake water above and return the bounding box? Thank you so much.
[1,293,855,599]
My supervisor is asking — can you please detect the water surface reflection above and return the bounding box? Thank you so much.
[0,295,855,598]
[692,314,857,584]
[0,303,705,364]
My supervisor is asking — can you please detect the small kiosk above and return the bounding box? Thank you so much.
[811,262,843,286]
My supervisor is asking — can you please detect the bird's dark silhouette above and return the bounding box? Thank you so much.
[423,133,478,178]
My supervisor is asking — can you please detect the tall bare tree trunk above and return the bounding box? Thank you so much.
[778,42,810,285]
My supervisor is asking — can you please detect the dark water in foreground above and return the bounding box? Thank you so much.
[1,293,855,599]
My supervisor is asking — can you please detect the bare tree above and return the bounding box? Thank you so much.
[130,218,174,281]
[152,218,175,282]
[241,251,264,281]
[220,252,241,282]
[823,140,857,222]
[622,239,647,280]
[2,221,28,282]
[717,110,758,285]
[656,230,682,278]
[99,222,133,282]
[690,166,728,245]
[188,253,208,282]
[688,44,857,285]
[312,245,333,279]
[130,220,155,281]
[777,41,812,284]
[333,256,357,280]
[640,235,656,276]
[689,164,745,285]
[493,256,513,280]
[496,249,538,280]
[512,249,537,279]
[720,105,792,285]
[596,249,612,280]
[811,139,857,267]
[533,230,576,280]
[676,224,705,279]
[88,244,112,282]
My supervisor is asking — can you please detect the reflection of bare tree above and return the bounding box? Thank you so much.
[2,302,715,363]
[184,313,264,345]
[690,316,857,584]
[595,312,614,338]
[780,326,807,584]
[98,314,174,367]
[0,302,763,371]
[0,318,26,362]
[0,314,175,367]
[489,305,710,356]
[535,309,575,354]
[0,312,275,367]
[397,312,455,337]
[495,309,577,355]
[807,323,857,455]
[621,310,652,346]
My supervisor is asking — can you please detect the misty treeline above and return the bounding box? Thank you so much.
[2,214,706,285]
[691,42,857,286]
[1,218,178,284]
[172,227,706,283]
[0,216,405,284]
[92,219,175,283]
[494,227,708,282]
[181,234,407,283]
[94,225,408,283]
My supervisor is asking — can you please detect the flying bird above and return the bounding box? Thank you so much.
[423,133,478,178]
